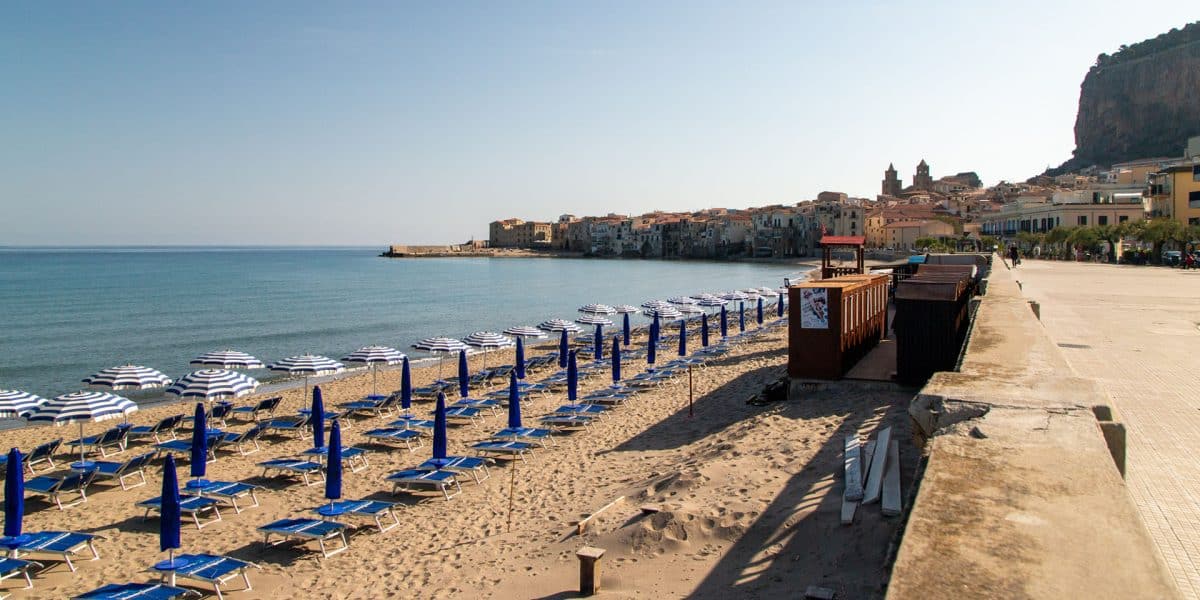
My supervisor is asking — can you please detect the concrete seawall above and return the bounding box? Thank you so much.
[887,260,1177,597]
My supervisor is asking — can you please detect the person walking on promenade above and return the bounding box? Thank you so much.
[1009,245,1020,267]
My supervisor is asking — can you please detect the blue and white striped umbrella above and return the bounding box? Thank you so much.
[342,346,406,365]
[28,391,139,467]
[412,337,470,354]
[166,369,259,401]
[690,292,721,301]
[268,355,346,376]
[613,305,640,314]
[82,365,172,390]
[642,300,673,310]
[695,296,728,308]
[721,291,750,301]
[667,297,698,305]
[190,350,264,370]
[578,304,617,315]
[0,390,46,419]
[644,306,683,320]
[755,287,780,298]
[503,325,547,339]
[576,314,613,326]
[538,319,581,334]
[677,305,705,316]
[462,332,514,350]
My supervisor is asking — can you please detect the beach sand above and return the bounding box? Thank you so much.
[2,324,916,599]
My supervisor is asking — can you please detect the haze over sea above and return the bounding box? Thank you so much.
[0,247,806,399]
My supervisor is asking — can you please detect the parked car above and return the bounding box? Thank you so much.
[1162,250,1182,266]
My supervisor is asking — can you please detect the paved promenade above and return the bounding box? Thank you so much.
[1018,260,1200,598]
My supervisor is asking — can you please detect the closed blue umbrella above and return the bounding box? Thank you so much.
[739,302,746,332]
[757,297,765,325]
[558,330,569,368]
[515,337,526,380]
[611,337,621,384]
[159,455,182,566]
[777,295,785,318]
[312,386,325,450]
[701,314,710,347]
[188,403,207,489]
[593,324,603,361]
[653,314,661,343]
[400,357,413,417]
[325,420,343,507]
[507,372,521,429]
[432,393,448,468]
[4,448,26,546]
[648,323,657,366]
[678,320,688,356]
[622,313,631,346]
[720,305,728,338]
[457,350,469,399]
[567,351,578,403]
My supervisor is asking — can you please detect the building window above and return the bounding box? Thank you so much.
[1193,165,1200,182]
[1190,190,1200,209]
[1077,216,1087,226]
[1119,215,1129,223]
[1098,215,1108,225]
[1190,218,1200,226]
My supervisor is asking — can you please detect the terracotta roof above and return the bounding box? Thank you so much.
[820,235,866,246]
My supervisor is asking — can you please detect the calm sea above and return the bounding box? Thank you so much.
[0,247,807,398]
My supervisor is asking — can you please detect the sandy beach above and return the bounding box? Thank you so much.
[3,323,915,599]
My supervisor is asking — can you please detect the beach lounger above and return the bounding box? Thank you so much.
[7,531,104,572]
[338,393,398,418]
[127,415,184,445]
[153,431,223,463]
[229,396,282,422]
[25,471,96,510]
[386,417,434,431]
[450,397,501,415]
[386,469,462,500]
[149,553,259,600]
[415,456,491,484]
[312,499,400,533]
[257,459,324,486]
[213,424,267,456]
[537,414,594,430]
[471,440,535,462]
[492,427,555,448]
[74,582,200,600]
[441,406,484,427]
[189,480,261,513]
[258,518,349,559]
[300,446,370,472]
[364,427,424,452]
[555,404,608,418]
[261,414,311,439]
[89,451,156,490]
[66,427,128,459]
[138,495,222,530]
[1,439,61,476]
[0,558,39,591]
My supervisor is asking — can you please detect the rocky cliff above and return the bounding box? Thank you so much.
[1053,22,1200,173]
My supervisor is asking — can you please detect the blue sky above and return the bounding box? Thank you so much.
[2,2,1197,245]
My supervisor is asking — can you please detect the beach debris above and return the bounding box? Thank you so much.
[640,504,662,515]
[577,495,626,535]
[843,435,864,501]
[842,439,875,525]
[805,585,836,599]
[576,546,607,596]
[881,439,902,517]
[862,426,892,505]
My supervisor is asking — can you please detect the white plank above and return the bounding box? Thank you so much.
[862,426,891,505]
[841,440,875,525]
[881,439,902,516]
[844,435,863,501]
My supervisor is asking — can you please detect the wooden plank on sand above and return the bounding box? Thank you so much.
[881,439,902,517]
[862,426,891,505]
[577,496,625,535]
[841,440,874,525]
[844,435,863,501]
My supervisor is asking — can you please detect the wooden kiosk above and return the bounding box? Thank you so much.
[819,235,866,279]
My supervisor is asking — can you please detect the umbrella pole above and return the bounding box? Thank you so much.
[79,421,86,466]
[372,365,378,396]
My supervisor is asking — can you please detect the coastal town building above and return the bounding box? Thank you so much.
[884,219,956,251]
[912,159,933,190]
[979,189,1145,236]
[488,218,554,248]
[1144,137,1200,224]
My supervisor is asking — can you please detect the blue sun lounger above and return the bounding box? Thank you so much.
[338,394,399,418]
[261,414,311,439]
[301,446,370,472]
[492,427,555,448]
[450,397,501,415]
[441,406,484,427]
[258,518,349,559]
[364,427,424,452]
[471,440,535,462]
[149,553,259,600]
[537,414,595,430]
[66,427,129,459]
[555,404,608,418]
[0,557,39,592]
[89,451,156,491]
[257,459,324,486]
[188,480,261,513]
[415,456,491,484]
[138,495,222,530]
[311,499,400,533]
[74,582,200,599]
[154,431,223,463]
[4,531,103,572]
[127,415,184,445]
[25,471,96,510]
[386,417,434,430]
[386,469,462,500]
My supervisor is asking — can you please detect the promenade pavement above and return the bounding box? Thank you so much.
[1017,260,1200,598]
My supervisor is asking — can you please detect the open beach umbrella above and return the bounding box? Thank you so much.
[720,305,729,338]
[4,448,26,546]
[312,386,326,449]
[578,304,617,315]
[558,329,569,368]
[0,390,45,419]
[701,314,710,347]
[567,351,578,403]
[342,346,406,397]
[166,370,259,402]
[576,314,612,327]
[593,323,604,361]
[757,287,780,298]
[503,325,548,339]
[399,357,413,418]
[515,337,526,380]
[507,371,521,429]
[457,350,470,399]
[159,455,182,568]
[614,305,640,314]
[538,319,582,334]
[644,306,683,321]
[647,322,658,367]
[268,355,344,403]
[696,296,727,311]
[188,403,208,489]
[668,297,698,306]
[28,391,138,469]
[325,420,343,511]
[642,299,673,310]
[722,291,749,302]
[463,331,513,371]
[739,302,746,332]
[190,350,264,370]
[679,320,688,357]
[622,313,631,347]
[431,393,448,469]
[83,365,172,391]
[757,297,765,326]
[611,337,621,385]
[412,337,469,381]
